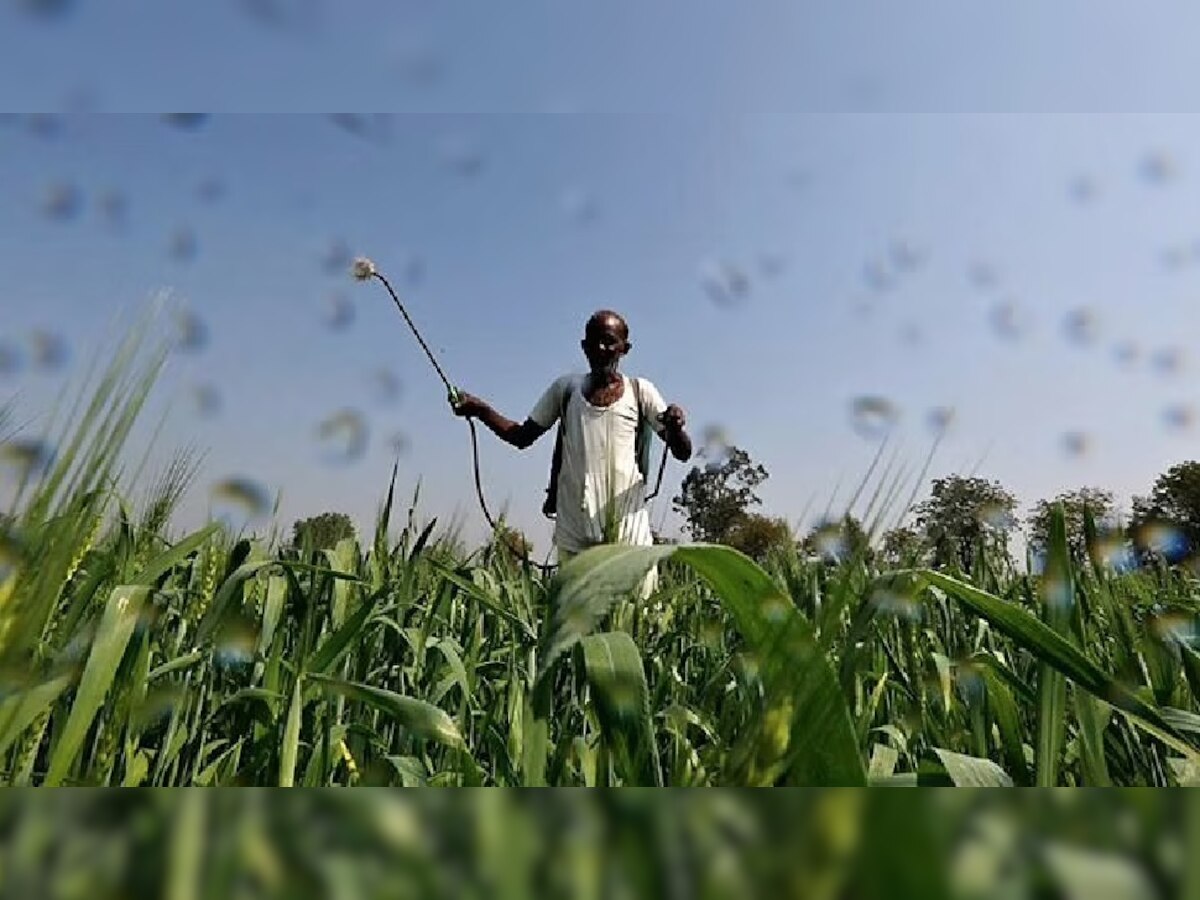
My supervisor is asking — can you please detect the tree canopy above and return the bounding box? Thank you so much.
[672,446,768,545]
[290,511,356,552]
[912,475,1018,572]
[1026,487,1116,568]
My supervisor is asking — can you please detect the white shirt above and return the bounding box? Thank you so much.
[529,372,669,556]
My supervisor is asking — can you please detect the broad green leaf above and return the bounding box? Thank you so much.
[385,755,429,787]
[932,748,1014,787]
[44,585,147,786]
[577,631,660,786]
[539,544,674,673]
[307,673,464,750]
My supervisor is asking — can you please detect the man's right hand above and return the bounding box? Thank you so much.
[451,391,488,419]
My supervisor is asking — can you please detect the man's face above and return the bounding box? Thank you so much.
[581,315,629,374]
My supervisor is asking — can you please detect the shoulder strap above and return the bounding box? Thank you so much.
[543,376,574,519]
[561,375,573,420]
[630,376,651,482]
[555,376,576,449]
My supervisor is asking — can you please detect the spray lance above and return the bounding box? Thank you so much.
[351,256,500,534]
[351,256,671,555]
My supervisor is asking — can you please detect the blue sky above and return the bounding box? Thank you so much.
[4,7,1200,556]
[5,2,1200,112]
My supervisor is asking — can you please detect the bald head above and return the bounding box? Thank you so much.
[585,309,629,341]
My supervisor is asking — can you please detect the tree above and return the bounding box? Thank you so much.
[1026,487,1116,567]
[672,446,768,544]
[725,513,793,563]
[801,514,873,564]
[1129,461,1200,562]
[912,475,1018,572]
[290,511,356,551]
[880,524,927,566]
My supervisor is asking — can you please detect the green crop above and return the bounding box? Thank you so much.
[2,311,1200,791]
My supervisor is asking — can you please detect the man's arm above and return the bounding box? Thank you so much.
[638,379,693,462]
[659,406,693,462]
[452,392,549,449]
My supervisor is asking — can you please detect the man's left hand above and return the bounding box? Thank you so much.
[659,404,687,433]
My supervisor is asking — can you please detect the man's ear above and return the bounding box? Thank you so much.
[623,340,633,355]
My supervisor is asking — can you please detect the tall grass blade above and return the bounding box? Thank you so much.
[1036,505,1072,786]
[0,673,71,763]
[44,585,148,785]
[279,675,303,787]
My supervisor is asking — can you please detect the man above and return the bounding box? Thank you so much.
[451,309,692,595]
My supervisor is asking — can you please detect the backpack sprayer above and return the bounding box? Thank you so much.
[352,256,671,565]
